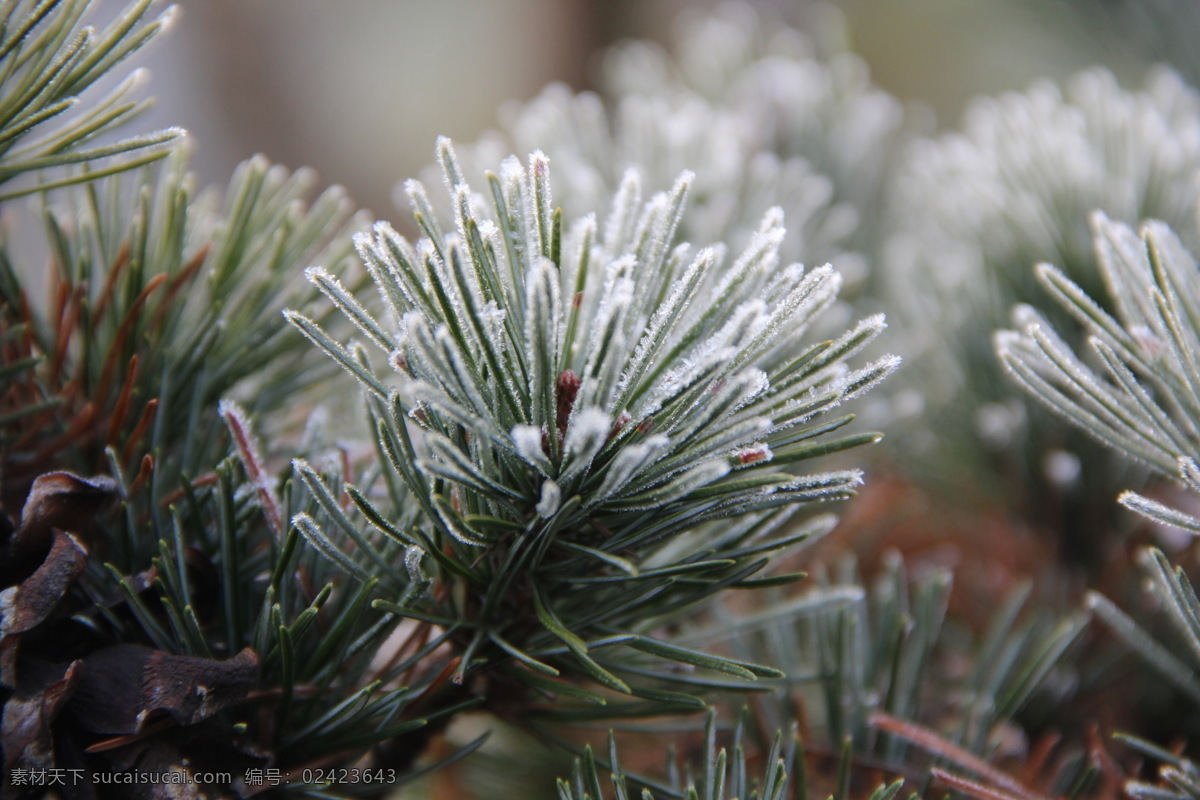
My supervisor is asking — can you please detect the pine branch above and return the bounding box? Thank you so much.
[996,214,1200,482]
[0,0,183,194]
[556,708,907,800]
[1,398,464,795]
[684,552,1085,770]
[603,4,905,268]
[0,149,364,525]
[996,213,1200,800]
[460,6,904,286]
[288,138,897,715]
[885,67,1200,545]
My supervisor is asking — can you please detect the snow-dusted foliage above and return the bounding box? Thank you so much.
[607,4,904,257]
[997,215,1200,800]
[287,138,896,704]
[459,3,905,287]
[884,68,1200,523]
[997,214,1200,516]
[890,68,1200,322]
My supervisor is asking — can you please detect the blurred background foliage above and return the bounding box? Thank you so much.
[131,0,1176,220]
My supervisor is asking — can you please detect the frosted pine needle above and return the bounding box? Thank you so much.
[883,67,1200,535]
[998,216,1200,794]
[454,4,904,283]
[287,138,896,706]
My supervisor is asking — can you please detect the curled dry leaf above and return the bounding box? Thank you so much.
[0,530,88,636]
[69,645,259,736]
[2,645,259,799]
[4,472,115,580]
[1,659,82,777]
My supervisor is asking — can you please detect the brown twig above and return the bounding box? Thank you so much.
[870,712,1050,800]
